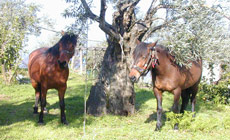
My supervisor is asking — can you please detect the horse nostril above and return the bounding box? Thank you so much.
[130,76,136,83]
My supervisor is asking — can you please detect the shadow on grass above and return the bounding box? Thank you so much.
[0,84,94,128]
[135,88,155,111]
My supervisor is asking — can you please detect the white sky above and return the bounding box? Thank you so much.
[25,0,154,53]
[26,0,107,53]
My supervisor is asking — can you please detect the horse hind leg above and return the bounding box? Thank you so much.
[38,87,47,124]
[31,82,41,114]
[180,89,190,114]
[190,84,199,117]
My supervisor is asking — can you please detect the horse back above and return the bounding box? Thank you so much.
[182,59,202,89]
[153,46,202,91]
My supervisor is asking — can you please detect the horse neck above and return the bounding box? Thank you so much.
[47,43,60,58]
[154,50,170,75]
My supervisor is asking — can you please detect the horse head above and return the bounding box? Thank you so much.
[129,41,157,83]
[58,33,78,69]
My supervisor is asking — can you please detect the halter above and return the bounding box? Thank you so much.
[132,48,158,76]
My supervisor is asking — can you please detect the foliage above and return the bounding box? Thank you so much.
[0,0,41,84]
[158,0,230,68]
[166,111,195,129]
[0,72,230,139]
[199,82,230,104]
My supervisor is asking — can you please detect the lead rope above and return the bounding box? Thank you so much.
[83,20,89,139]
[83,47,87,138]
[119,35,125,62]
[119,35,129,85]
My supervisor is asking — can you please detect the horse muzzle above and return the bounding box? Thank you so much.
[58,60,68,69]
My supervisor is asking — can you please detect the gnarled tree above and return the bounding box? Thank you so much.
[65,0,179,116]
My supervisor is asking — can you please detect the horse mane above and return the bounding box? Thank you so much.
[46,43,60,56]
[46,33,77,56]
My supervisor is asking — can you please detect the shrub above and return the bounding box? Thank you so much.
[199,82,230,104]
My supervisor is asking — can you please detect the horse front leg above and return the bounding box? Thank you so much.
[172,88,181,130]
[38,87,47,124]
[58,86,68,125]
[154,88,163,131]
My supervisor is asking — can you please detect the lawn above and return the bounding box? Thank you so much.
[0,72,230,140]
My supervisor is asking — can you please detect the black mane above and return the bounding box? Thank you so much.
[46,33,77,56]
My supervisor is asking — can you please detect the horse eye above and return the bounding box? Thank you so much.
[142,56,146,59]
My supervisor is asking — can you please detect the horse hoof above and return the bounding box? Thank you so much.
[33,111,38,114]
[61,120,69,125]
[38,121,44,125]
[33,107,38,114]
[174,124,179,130]
[155,126,161,131]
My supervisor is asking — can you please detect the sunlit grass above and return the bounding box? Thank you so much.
[0,72,230,140]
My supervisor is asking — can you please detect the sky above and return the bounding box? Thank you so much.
[25,0,155,53]
[26,0,110,53]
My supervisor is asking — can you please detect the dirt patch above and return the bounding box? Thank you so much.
[0,94,10,101]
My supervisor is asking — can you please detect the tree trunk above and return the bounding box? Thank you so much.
[83,0,157,116]
[86,38,135,116]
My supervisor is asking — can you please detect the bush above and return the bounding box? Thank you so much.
[166,111,195,129]
[199,82,230,104]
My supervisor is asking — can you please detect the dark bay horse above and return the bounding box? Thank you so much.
[129,41,202,130]
[28,33,77,124]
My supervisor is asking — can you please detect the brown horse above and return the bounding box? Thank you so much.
[28,33,77,124]
[129,41,202,130]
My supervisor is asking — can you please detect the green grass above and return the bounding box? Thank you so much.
[0,73,230,140]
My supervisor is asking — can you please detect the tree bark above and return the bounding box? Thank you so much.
[86,37,135,116]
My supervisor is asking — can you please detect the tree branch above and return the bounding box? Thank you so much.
[144,2,176,26]
[80,0,120,41]
[142,16,182,41]
[201,4,230,20]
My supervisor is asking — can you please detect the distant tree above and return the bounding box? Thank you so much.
[65,0,230,116]
[86,41,107,72]
[0,0,41,84]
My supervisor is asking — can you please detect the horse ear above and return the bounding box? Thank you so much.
[136,39,141,45]
[61,31,65,36]
[148,41,158,48]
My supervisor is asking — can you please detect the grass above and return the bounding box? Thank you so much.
[0,72,230,140]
